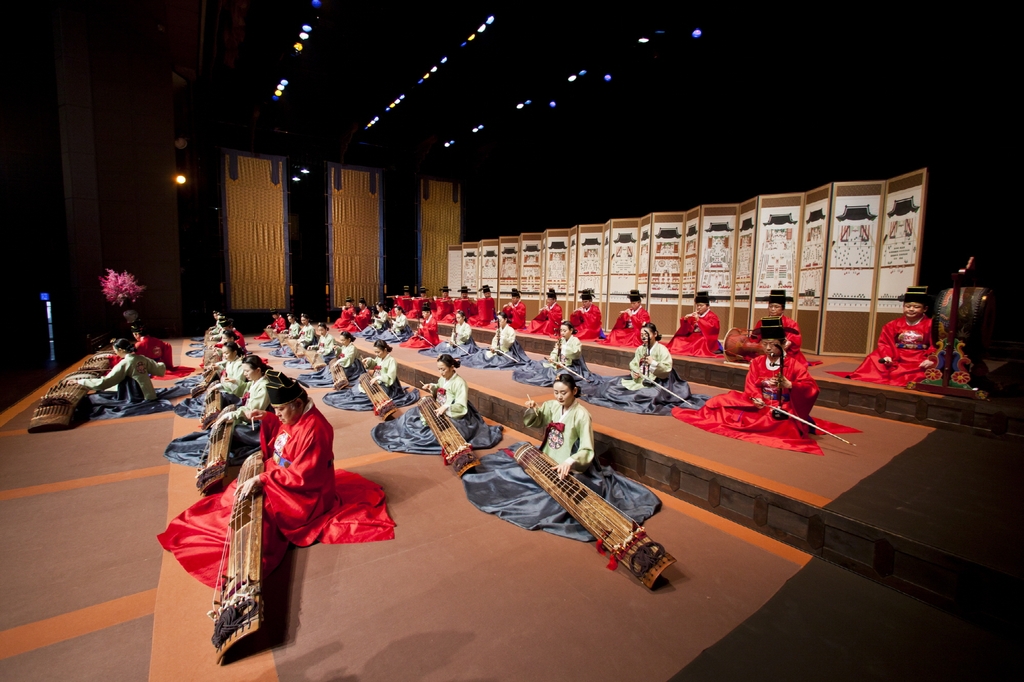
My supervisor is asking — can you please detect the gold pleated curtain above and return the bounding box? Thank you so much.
[419,178,463,296]
[328,164,382,308]
[222,150,288,310]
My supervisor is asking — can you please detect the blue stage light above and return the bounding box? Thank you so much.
[441,57,448,64]
[486,16,494,24]
[418,79,424,84]
[302,24,312,32]
[578,70,587,76]
[603,74,612,82]
[525,99,532,105]
[272,95,280,100]
[280,79,289,85]
[692,28,702,38]
[549,101,556,108]
[461,42,467,47]
[311,0,321,7]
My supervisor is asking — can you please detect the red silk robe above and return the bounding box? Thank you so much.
[401,315,440,349]
[468,296,497,327]
[835,316,934,387]
[134,335,193,377]
[333,307,356,330]
[453,297,478,321]
[672,354,857,456]
[392,295,413,317]
[353,307,373,331]
[255,317,287,340]
[435,297,455,323]
[525,303,562,336]
[157,406,395,587]
[666,310,721,357]
[600,307,650,347]
[753,315,809,366]
[569,305,603,341]
[501,301,527,330]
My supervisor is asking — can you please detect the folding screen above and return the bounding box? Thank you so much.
[567,226,578,304]
[732,197,759,330]
[751,192,805,328]
[680,207,702,310]
[519,232,543,319]
[698,205,739,329]
[498,236,519,308]
[637,216,653,309]
[574,224,605,307]
[478,239,499,295]
[447,245,463,293]
[220,148,289,311]
[603,218,641,323]
[647,212,685,335]
[874,168,928,334]
[461,242,479,293]
[326,163,383,309]
[795,184,831,353]
[821,181,885,355]
[418,177,463,298]
[543,228,570,312]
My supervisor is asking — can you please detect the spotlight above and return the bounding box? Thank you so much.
[175,175,186,184]
[516,103,523,109]
[568,74,577,82]
[441,56,448,64]
[294,42,303,51]
[461,41,467,47]
[472,127,478,133]
[486,16,494,24]
[477,124,484,130]
[423,73,430,79]
[444,142,451,147]
[374,117,379,122]
[692,28,702,38]
[280,79,289,85]
[300,168,310,174]
[272,95,280,100]
[578,70,587,76]
[525,99,532,105]
[311,0,321,7]
[431,66,438,72]
[278,83,286,89]
[603,74,612,82]
[274,89,283,96]
[302,24,312,32]
[418,79,424,84]
[468,34,475,41]
[549,101,556,108]
[399,94,406,100]
[478,24,486,32]
[299,32,309,40]
[638,37,649,43]
[292,176,300,182]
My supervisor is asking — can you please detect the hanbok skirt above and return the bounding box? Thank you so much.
[322,380,420,412]
[459,342,531,370]
[163,423,263,467]
[418,337,482,359]
[173,391,240,419]
[581,370,708,416]
[298,357,365,389]
[512,356,600,387]
[370,403,503,455]
[88,379,187,420]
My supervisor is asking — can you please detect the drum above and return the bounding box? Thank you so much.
[723,328,762,363]
[932,287,996,359]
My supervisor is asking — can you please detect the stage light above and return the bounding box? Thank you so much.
[374,117,379,122]
[692,28,702,38]
[525,99,532,105]
[603,74,612,81]
[549,101,556,108]
[441,56,448,64]
[302,24,312,32]
[175,175,186,184]
[400,94,406,99]
[568,74,577,82]
[278,83,286,89]
[423,73,430,79]
[578,70,587,76]
[275,89,283,96]
[638,37,649,43]
[272,95,280,100]
[468,34,475,41]
[280,79,289,85]
[461,41,467,47]
[516,103,524,109]
[418,79,424,84]
[486,15,494,24]
[430,66,437,72]
[478,124,484,129]
[478,24,486,32]
[294,42,303,51]
[300,168,310,174]
[444,142,450,147]
[292,176,300,182]
[656,30,665,34]
[472,127,478,133]
[299,32,309,40]
[311,0,321,7]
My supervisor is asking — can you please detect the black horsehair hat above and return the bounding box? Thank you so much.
[480,285,491,293]
[695,291,710,305]
[265,370,304,406]
[546,288,557,298]
[580,288,593,301]
[904,286,929,305]
[759,317,787,340]
[628,289,643,302]
[459,286,470,293]
[345,297,354,303]
[511,288,521,297]
[441,285,450,292]
[768,289,788,305]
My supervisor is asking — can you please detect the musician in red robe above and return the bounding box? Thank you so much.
[255,310,287,339]
[525,289,562,336]
[405,287,428,319]
[392,286,413,318]
[672,318,856,456]
[453,286,478,321]
[752,289,811,366]
[666,291,721,357]
[131,323,193,377]
[353,298,373,331]
[332,298,356,330]
[568,289,603,341]
[500,288,528,330]
[401,305,441,349]
[468,285,497,326]
[158,371,396,587]
[837,286,936,387]
[600,290,650,347]
[435,286,456,323]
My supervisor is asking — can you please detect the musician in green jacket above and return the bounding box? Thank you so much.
[78,338,165,400]
[523,374,595,478]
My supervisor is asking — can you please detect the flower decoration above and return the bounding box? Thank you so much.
[951,371,971,386]
[924,368,943,381]
[98,269,146,306]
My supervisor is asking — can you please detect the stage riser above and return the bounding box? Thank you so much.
[375,350,1022,632]
[427,322,1024,441]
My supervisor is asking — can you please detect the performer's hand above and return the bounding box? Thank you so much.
[882,356,892,364]
[434,405,447,418]
[77,379,88,386]
[919,359,935,369]
[208,381,220,391]
[249,409,267,421]
[235,476,262,500]
[631,371,642,380]
[555,459,574,479]
[783,339,792,349]
[777,375,792,389]
[752,397,766,408]
[524,398,537,410]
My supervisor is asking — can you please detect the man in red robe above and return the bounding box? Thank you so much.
[835,286,935,387]
[672,318,856,456]
[752,289,812,366]
[255,310,287,339]
[392,286,413,318]
[500,288,527,330]
[452,286,477,321]
[666,291,721,357]
[158,370,396,587]
[333,298,356,330]
[401,305,440,349]
[600,290,650,347]
[131,323,193,377]
[353,299,373,331]
[568,289,603,340]
[435,286,455,323]
[525,289,562,336]
[469,285,497,326]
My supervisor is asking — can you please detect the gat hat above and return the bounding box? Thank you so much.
[459,286,470,294]
[441,286,451,293]
[418,287,429,295]
[903,286,929,305]
[480,285,492,293]
[759,317,787,340]
[265,370,304,406]
[628,289,643,303]
[130,322,145,334]
[345,297,354,303]
[580,289,593,301]
[510,288,521,297]
[768,289,788,306]
[546,288,557,299]
[358,298,367,305]
[695,291,710,305]
[403,285,411,292]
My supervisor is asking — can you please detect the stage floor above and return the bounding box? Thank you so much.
[0,337,1017,681]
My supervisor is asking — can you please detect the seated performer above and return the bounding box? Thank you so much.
[393,286,413,317]
[525,289,562,336]
[501,288,527,330]
[673,318,856,456]
[583,322,706,416]
[513,321,598,387]
[270,314,301,357]
[323,339,420,412]
[568,289,603,340]
[407,287,429,319]
[600,290,650,347]
[752,289,811,366]
[370,354,503,455]
[77,338,181,418]
[468,285,497,327]
[175,341,247,419]
[298,314,316,347]
[666,291,722,357]
[380,305,412,343]
[418,309,481,358]
[255,310,287,340]
[353,298,373,331]
[219,318,247,355]
[164,354,271,467]
[401,305,440,349]
[332,297,356,330]
[453,286,478,321]
[435,286,456,323]
[838,286,935,387]
[461,375,661,541]
[285,322,336,369]
[158,370,397,588]
[131,322,191,377]
[460,311,531,369]
[299,331,366,389]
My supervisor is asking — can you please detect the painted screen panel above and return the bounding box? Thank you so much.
[876,169,927,313]
[681,209,701,304]
[461,242,479,292]
[607,221,640,304]
[753,195,803,316]
[498,237,519,296]
[479,239,499,293]
[447,245,462,292]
